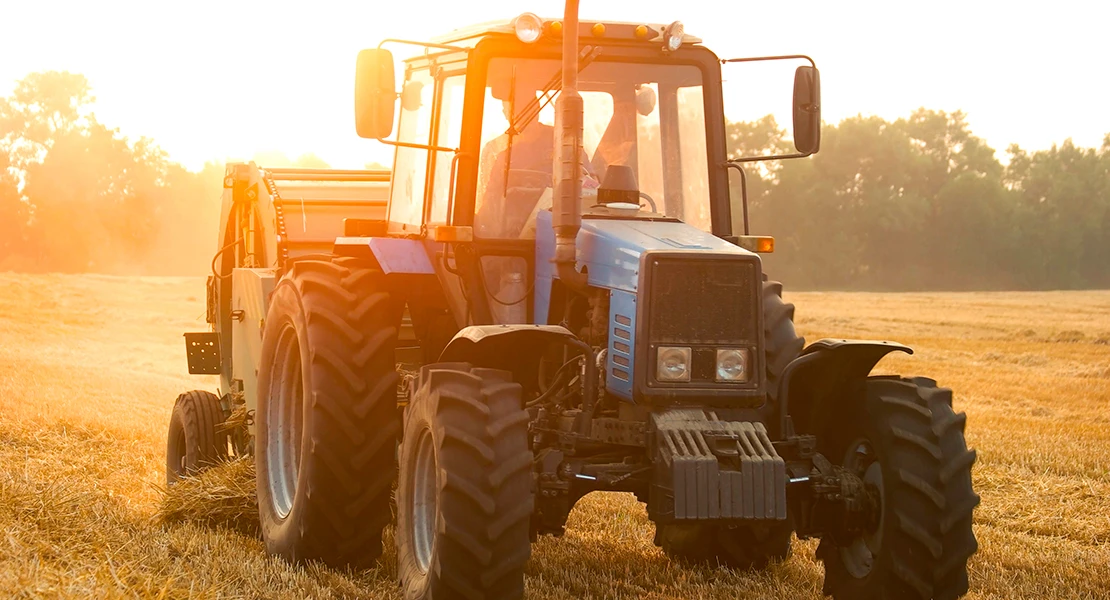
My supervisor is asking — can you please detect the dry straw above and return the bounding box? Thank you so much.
[2,274,1109,598]
[155,457,261,538]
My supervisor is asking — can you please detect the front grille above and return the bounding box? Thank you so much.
[647,257,759,345]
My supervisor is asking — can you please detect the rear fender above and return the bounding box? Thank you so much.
[332,236,446,306]
[779,339,913,435]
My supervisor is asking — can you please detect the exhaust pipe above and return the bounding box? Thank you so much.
[552,0,588,291]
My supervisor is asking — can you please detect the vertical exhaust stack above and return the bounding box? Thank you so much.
[553,0,589,290]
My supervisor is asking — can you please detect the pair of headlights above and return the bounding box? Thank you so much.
[656,347,750,383]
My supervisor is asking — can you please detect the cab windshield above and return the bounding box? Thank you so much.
[475,57,710,239]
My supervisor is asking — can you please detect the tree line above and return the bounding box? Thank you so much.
[2,71,1106,289]
[0,72,225,275]
[730,111,1110,290]
[0,72,345,275]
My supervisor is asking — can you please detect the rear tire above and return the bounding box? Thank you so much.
[256,257,402,568]
[397,364,533,600]
[166,390,228,485]
[816,377,979,600]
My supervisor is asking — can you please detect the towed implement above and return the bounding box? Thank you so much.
[169,4,979,599]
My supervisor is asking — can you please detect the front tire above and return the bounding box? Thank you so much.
[763,279,805,404]
[817,377,979,600]
[654,519,793,569]
[256,257,402,568]
[397,364,533,600]
[166,389,228,485]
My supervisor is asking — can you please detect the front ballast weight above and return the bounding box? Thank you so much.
[649,409,787,522]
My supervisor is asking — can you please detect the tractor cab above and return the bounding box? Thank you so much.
[355,14,818,334]
[359,16,721,236]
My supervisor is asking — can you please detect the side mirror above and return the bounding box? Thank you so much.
[792,66,821,154]
[355,49,396,139]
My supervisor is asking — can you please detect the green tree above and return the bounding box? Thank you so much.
[0,70,225,274]
[0,151,29,268]
[740,109,1017,290]
[0,71,93,168]
[725,115,789,235]
[898,109,1011,289]
[1005,137,1110,288]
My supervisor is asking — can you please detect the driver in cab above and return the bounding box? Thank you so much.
[476,80,599,239]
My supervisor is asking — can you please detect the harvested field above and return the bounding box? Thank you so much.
[1,273,1108,599]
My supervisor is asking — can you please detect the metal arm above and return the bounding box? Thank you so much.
[726,162,750,235]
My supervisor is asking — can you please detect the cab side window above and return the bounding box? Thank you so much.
[389,70,434,227]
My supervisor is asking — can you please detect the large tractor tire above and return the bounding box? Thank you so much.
[653,279,803,568]
[816,377,979,600]
[256,257,402,569]
[763,280,806,404]
[166,389,228,485]
[397,364,533,600]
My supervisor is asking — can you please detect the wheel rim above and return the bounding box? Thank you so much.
[840,438,885,579]
[173,427,187,477]
[267,325,303,519]
[411,427,438,573]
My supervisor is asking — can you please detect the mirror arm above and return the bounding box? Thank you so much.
[725,162,750,236]
[729,152,812,164]
[445,151,463,225]
[720,55,821,161]
[721,54,816,68]
[375,139,458,153]
[377,38,470,53]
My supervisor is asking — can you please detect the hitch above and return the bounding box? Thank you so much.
[796,453,881,542]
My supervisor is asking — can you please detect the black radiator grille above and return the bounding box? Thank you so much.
[647,258,759,345]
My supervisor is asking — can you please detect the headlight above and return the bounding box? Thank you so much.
[663,21,684,52]
[716,348,750,382]
[513,13,543,44]
[656,346,691,382]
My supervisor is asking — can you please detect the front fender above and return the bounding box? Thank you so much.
[779,338,913,435]
[439,324,578,373]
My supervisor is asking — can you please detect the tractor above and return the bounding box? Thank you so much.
[168,3,979,599]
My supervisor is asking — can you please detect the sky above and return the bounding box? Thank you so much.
[1,0,1107,171]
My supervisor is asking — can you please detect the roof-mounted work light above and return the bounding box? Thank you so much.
[663,21,684,52]
[513,13,543,43]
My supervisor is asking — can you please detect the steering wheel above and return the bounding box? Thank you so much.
[638,192,658,213]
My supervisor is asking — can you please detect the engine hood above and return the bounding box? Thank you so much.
[575,217,756,293]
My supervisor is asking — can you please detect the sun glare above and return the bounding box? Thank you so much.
[2,1,1106,172]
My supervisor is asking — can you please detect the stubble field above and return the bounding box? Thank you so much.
[0,273,1108,599]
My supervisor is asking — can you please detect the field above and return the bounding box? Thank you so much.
[1,273,1108,599]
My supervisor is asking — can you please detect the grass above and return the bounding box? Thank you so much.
[0,273,1108,598]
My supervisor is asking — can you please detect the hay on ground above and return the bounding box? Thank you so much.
[155,456,260,538]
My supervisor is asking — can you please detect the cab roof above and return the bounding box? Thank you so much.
[430,16,702,48]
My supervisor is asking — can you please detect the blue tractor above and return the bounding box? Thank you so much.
[170,4,979,599]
